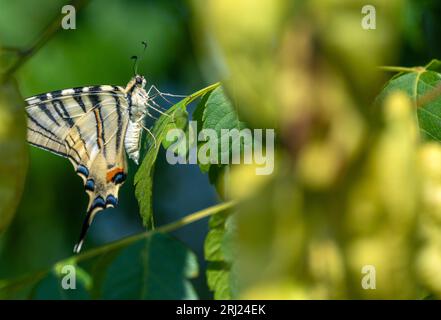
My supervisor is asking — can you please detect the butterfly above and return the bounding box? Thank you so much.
[25,74,173,253]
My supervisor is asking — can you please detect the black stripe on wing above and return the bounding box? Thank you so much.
[26,85,126,105]
[74,125,91,160]
[27,127,63,146]
[73,88,87,112]
[113,95,124,152]
[52,99,75,127]
[65,135,83,164]
[37,103,61,127]
[27,113,60,139]
[89,94,106,154]
[28,141,68,158]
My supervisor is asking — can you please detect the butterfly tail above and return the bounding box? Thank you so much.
[73,196,108,253]
[73,209,93,253]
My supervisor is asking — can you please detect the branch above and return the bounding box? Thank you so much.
[1,0,90,82]
[0,201,237,293]
[66,200,236,264]
[379,66,424,73]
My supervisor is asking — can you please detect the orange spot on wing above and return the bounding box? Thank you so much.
[106,167,124,183]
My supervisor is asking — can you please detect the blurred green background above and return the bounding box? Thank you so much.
[1,0,441,299]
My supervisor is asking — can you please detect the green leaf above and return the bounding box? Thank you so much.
[204,211,236,300]
[205,229,225,261]
[0,79,27,233]
[0,271,46,299]
[0,202,234,299]
[102,233,198,299]
[206,263,231,300]
[377,60,441,142]
[426,59,441,73]
[195,87,250,180]
[87,249,122,299]
[1,234,199,300]
[134,82,220,227]
[31,268,90,300]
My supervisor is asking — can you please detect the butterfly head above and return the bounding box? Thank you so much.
[134,74,146,88]
[126,75,151,119]
[125,75,147,95]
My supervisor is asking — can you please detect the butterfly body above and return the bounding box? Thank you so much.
[123,76,150,164]
[124,120,143,165]
[25,75,152,252]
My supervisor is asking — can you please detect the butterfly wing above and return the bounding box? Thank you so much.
[25,85,130,252]
[26,85,126,157]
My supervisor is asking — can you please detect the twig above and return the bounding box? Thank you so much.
[1,0,90,82]
[0,200,237,292]
[379,65,441,108]
[60,200,237,264]
[379,66,424,73]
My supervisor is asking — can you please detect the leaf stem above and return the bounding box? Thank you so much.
[379,66,424,73]
[187,82,221,101]
[0,201,236,291]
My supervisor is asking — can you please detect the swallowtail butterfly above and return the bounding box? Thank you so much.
[25,73,175,253]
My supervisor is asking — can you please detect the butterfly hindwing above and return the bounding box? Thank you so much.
[74,145,128,253]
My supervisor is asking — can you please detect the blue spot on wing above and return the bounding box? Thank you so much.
[113,172,127,184]
[85,179,95,191]
[91,196,106,210]
[76,165,89,177]
[106,195,118,207]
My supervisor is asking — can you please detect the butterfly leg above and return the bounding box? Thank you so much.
[144,109,159,120]
[137,118,157,149]
[146,85,186,110]
[147,85,187,100]
[146,99,170,117]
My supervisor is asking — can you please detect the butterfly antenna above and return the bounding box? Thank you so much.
[131,55,138,76]
[140,41,148,60]
[147,85,186,107]
[130,41,148,76]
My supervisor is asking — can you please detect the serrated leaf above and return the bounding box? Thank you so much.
[0,202,233,300]
[204,229,225,261]
[0,79,27,233]
[195,87,251,180]
[206,264,231,300]
[0,233,200,300]
[204,211,236,299]
[377,60,441,142]
[102,233,199,299]
[134,83,220,227]
[192,91,209,127]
